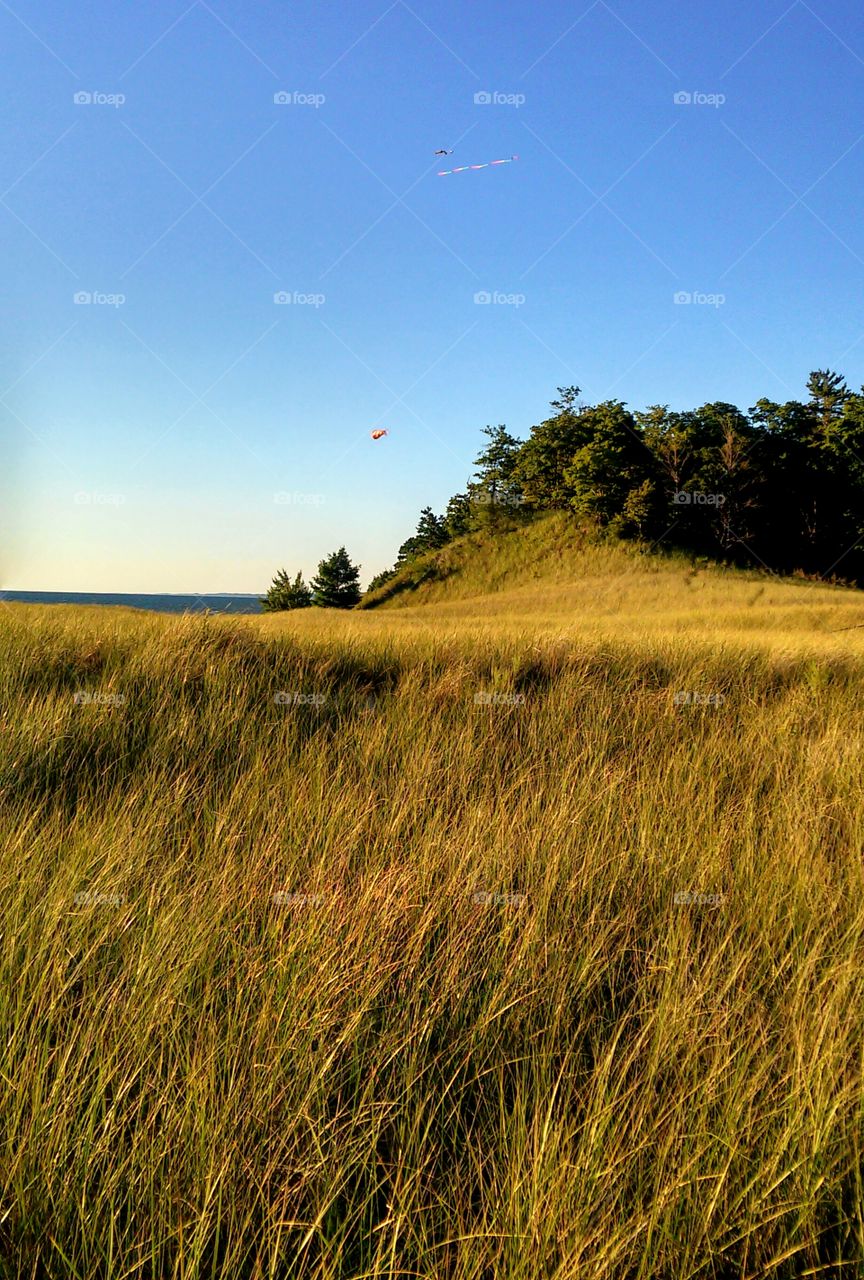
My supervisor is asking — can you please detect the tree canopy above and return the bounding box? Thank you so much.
[364,371,864,594]
[270,371,864,608]
[310,547,362,609]
[261,569,312,612]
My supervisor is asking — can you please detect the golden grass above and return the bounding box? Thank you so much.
[3,530,864,1277]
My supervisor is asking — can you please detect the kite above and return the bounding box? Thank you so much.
[434,148,453,156]
[370,429,388,440]
[438,154,518,176]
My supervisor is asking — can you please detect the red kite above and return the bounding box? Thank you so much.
[370,429,388,440]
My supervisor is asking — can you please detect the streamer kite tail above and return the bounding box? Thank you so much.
[437,155,518,176]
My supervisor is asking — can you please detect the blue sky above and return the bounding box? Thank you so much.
[3,0,864,591]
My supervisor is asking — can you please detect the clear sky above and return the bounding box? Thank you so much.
[2,0,863,591]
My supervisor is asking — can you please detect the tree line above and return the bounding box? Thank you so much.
[262,548,360,611]
[263,369,864,609]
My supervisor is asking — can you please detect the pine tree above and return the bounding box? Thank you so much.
[549,384,582,414]
[261,569,312,611]
[807,369,850,438]
[394,507,449,568]
[365,567,397,594]
[470,424,525,525]
[414,506,449,551]
[444,492,473,538]
[310,547,362,608]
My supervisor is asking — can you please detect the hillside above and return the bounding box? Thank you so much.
[350,512,864,658]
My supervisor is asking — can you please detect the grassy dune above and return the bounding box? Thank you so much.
[357,514,864,655]
[3,526,864,1277]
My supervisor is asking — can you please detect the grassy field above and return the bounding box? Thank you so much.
[4,519,864,1277]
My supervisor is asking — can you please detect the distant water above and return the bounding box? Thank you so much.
[0,591,263,615]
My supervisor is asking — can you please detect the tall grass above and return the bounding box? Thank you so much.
[2,580,864,1277]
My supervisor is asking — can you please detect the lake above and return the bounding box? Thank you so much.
[0,591,263,614]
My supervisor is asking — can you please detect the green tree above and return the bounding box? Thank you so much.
[260,569,312,612]
[310,547,362,608]
[711,406,761,550]
[638,403,758,550]
[749,382,859,571]
[513,387,593,509]
[619,478,662,539]
[807,369,850,440]
[414,506,449,551]
[563,401,655,532]
[811,389,864,579]
[747,396,816,566]
[549,385,583,414]
[394,507,450,569]
[365,567,397,594]
[469,424,525,526]
[637,406,700,497]
[444,492,473,538]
